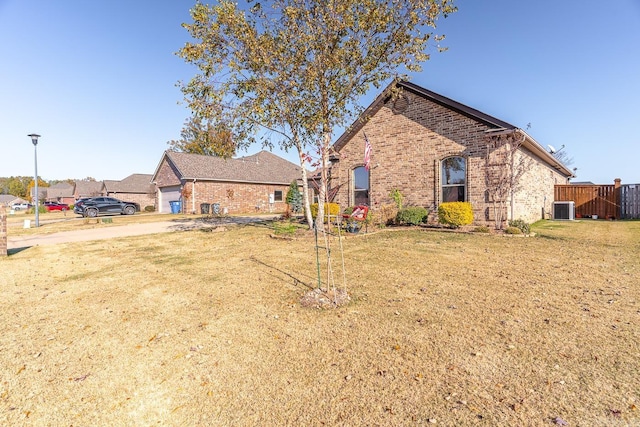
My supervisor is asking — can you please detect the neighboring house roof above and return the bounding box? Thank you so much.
[570,181,596,185]
[0,195,24,206]
[153,150,303,185]
[47,182,74,199]
[333,80,574,178]
[104,174,154,194]
[75,180,105,196]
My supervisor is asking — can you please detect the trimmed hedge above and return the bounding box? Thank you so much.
[396,206,429,225]
[437,202,473,228]
[310,203,340,222]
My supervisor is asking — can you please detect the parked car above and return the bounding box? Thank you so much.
[72,198,91,215]
[44,201,69,211]
[74,197,140,217]
[11,202,32,210]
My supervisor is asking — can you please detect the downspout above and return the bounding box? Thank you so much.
[192,179,196,214]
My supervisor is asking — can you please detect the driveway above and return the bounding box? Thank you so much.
[7,215,279,251]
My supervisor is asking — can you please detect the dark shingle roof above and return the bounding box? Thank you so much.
[47,182,74,199]
[75,181,104,196]
[163,150,303,185]
[104,174,154,193]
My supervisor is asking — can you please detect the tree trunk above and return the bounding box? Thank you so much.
[298,151,314,229]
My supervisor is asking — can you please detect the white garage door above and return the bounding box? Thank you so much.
[159,186,181,213]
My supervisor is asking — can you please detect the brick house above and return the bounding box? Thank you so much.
[46,182,75,205]
[330,81,574,225]
[73,181,106,200]
[104,174,156,211]
[151,150,303,214]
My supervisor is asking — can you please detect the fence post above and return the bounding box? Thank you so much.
[614,178,622,219]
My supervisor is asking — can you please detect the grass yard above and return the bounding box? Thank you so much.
[0,220,639,426]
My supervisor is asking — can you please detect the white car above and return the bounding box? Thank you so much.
[11,202,32,210]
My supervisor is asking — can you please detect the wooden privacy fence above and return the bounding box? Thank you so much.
[620,184,640,219]
[554,179,640,219]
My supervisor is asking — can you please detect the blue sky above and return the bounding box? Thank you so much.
[1,0,639,184]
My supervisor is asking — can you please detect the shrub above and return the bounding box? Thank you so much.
[389,189,404,210]
[396,206,429,225]
[438,202,473,228]
[505,226,522,235]
[144,205,155,212]
[508,219,530,235]
[310,203,340,222]
[369,203,398,228]
[473,225,490,233]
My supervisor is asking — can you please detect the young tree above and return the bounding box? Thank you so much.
[484,130,531,229]
[177,0,456,230]
[286,180,303,214]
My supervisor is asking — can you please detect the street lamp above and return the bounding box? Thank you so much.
[28,133,41,227]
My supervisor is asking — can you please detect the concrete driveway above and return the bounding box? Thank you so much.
[7,215,279,251]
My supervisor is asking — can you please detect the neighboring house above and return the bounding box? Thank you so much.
[74,180,105,200]
[104,174,156,210]
[329,80,574,225]
[0,195,25,207]
[151,150,304,214]
[46,182,75,205]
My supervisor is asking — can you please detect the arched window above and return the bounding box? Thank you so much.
[441,156,466,202]
[353,166,369,206]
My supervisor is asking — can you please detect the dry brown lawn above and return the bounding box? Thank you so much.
[1,219,639,426]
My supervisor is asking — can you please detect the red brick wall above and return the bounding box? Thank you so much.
[331,92,568,225]
[154,159,182,187]
[183,181,290,214]
[155,157,291,214]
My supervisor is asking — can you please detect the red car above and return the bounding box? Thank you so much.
[44,201,69,211]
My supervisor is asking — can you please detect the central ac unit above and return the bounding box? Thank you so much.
[553,201,575,220]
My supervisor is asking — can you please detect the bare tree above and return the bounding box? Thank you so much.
[485,130,531,229]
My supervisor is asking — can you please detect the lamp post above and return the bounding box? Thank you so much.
[28,133,41,227]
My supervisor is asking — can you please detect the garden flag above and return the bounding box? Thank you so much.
[363,132,372,171]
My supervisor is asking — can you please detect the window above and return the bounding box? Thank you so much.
[353,166,370,206]
[274,190,283,202]
[441,156,466,202]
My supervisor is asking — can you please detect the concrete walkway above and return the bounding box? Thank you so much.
[7,215,278,250]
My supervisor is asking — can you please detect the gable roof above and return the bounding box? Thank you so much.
[333,80,574,178]
[152,150,303,185]
[104,174,154,194]
[74,180,105,196]
[0,194,24,206]
[46,182,74,199]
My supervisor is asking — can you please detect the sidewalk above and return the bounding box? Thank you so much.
[7,215,278,250]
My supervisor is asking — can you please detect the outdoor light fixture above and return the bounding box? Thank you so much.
[28,133,41,227]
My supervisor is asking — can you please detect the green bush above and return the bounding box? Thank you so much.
[473,225,490,233]
[144,205,155,212]
[389,189,404,210]
[437,202,473,228]
[396,206,429,225]
[505,226,522,235]
[310,203,340,222]
[273,221,297,236]
[508,219,530,234]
